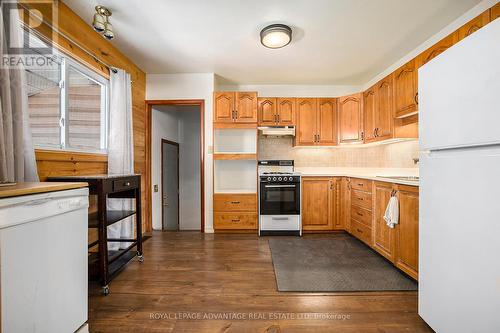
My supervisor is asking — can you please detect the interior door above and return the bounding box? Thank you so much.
[235,92,258,123]
[296,98,317,146]
[162,140,179,231]
[317,98,338,146]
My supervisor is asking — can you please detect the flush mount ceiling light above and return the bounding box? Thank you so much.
[260,24,292,49]
[92,5,114,40]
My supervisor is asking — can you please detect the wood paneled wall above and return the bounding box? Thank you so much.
[22,1,150,232]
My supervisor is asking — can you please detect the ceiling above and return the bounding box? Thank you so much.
[64,0,482,85]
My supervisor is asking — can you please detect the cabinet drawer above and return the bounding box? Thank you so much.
[113,177,138,192]
[214,212,257,229]
[351,205,372,227]
[351,220,372,246]
[351,178,372,192]
[214,194,257,212]
[351,189,372,210]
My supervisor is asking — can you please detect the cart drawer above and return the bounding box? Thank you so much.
[112,177,138,192]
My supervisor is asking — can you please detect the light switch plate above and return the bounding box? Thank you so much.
[153,184,158,192]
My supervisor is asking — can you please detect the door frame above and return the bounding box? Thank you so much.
[161,139,180,231]
[146,99,205,232]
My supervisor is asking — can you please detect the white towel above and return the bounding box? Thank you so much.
[383,196,399,228]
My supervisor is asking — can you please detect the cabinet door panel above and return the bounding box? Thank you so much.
[235,92,257,123]
[317,98,338,146]
[396,186,419,279]
[296,98,317,146]
[373,182,396,261]
[458,11,490,41]
[363,88,376,142]
[214,92,235,123]
[394,60,418,118]
[339,94,363,143]
[492,2,500,21]
[302,178,333,230]
[258,97,277,126]
[277,98,296,125]
[339,178,351,231]
[376,75,394,140]
[417,32,458,68]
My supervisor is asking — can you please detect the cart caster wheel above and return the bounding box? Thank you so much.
[137,254,144,263]
[102,285,110,296]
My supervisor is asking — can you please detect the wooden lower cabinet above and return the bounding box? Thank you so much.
[339,177,351,232]
[213,193,258,231]
[373,182,396,261]
[302,177,339,231]
[395,185,419,280]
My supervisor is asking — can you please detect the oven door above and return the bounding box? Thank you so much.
[260,182,300,215]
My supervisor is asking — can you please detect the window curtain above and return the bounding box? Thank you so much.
[0,3,39,183]
[107,69,134,250]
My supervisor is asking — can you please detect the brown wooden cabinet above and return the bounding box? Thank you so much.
[338,93,363,144]
[395,185,419,280]
[458,11,491,41]
[394,59,418,119]
[296,98,338,146]
[363,87,376,143]
[373,182,396,261]
[296,98,317,146]
[317,98,338,146]
[375,75,394,140]
[302,177,339,231]
[492,2,500,21]
[339,177,351,232]
[416,32,458,68]
[349,178,373,246]
[213,193,258,231]
[258,97,296,126]
[214,91,257,124]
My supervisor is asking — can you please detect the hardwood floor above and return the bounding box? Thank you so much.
[89,232,433,332]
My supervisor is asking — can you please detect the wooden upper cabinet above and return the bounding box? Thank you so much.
[373,182,396,261]
[458,11,491,41]
[258,97,277,126]
[302,177,336,231]
[277,98,296,125]
[296,98,317,146]
[394,60,418,119]
[416,32,458,68]
[235,92,257,123]
[214,92,235,123]
[375,75,394,140]
[338,93,363,144]
[363,87,377,143]
[317,98,338,146]
[395,185,419,280]
[492,2,500,21]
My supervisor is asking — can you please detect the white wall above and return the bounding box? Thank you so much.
[147,73,215,233]
[151,105,201,231]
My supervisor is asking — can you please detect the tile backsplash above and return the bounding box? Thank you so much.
[258,136,419,168]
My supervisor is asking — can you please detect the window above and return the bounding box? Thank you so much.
[26,34,109,152]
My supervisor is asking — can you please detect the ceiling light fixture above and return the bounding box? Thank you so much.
[260,24,292,49]
[92,5,114,40]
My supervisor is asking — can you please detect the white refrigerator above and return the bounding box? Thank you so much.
[419,18,500,333]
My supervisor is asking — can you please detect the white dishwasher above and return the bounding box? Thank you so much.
[0,187,89,333]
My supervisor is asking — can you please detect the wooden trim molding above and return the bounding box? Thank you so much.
[146,100,206,232]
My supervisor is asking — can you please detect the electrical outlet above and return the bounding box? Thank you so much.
[153,184,158,192]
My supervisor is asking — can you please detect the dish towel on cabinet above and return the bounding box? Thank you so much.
[383,196,399,228]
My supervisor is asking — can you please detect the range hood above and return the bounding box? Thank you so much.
[258,126,295,136]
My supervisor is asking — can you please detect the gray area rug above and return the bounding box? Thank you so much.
[268,235,418,292]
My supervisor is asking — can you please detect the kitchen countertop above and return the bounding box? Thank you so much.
[296,167,419,186]
[0,182,88,199]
